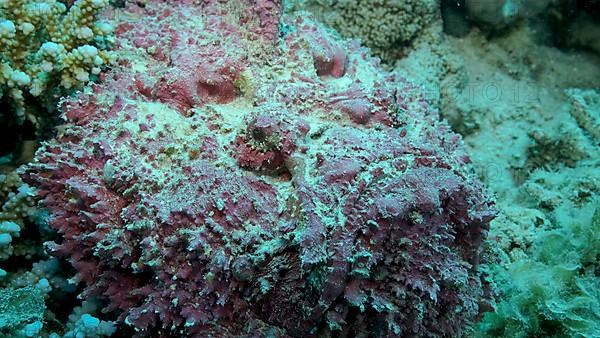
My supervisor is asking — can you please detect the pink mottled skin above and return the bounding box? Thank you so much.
[24,1,495,337]
[291,17,348,78]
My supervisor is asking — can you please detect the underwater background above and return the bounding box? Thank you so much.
[0,0,598,337]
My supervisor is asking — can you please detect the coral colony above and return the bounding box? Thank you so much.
[0,0,113,127]
[17,0,497,336]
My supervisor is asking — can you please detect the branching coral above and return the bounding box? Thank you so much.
[0,170,39,278]
[56,299,116,338]
[0,0,113,126]
[0,167,114,336]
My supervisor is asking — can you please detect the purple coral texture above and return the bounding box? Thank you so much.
[23,0,495,337]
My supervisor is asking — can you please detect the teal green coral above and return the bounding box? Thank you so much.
[0,286,45,334]
[0,0,113,126]
[475,204,600,337]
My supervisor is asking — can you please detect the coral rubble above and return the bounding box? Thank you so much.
[433,9,600,337]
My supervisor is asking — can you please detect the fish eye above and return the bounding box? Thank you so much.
[252,127,266,142]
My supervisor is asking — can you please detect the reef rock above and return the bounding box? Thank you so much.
[464,0,551,27]
[23,0,495,336]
